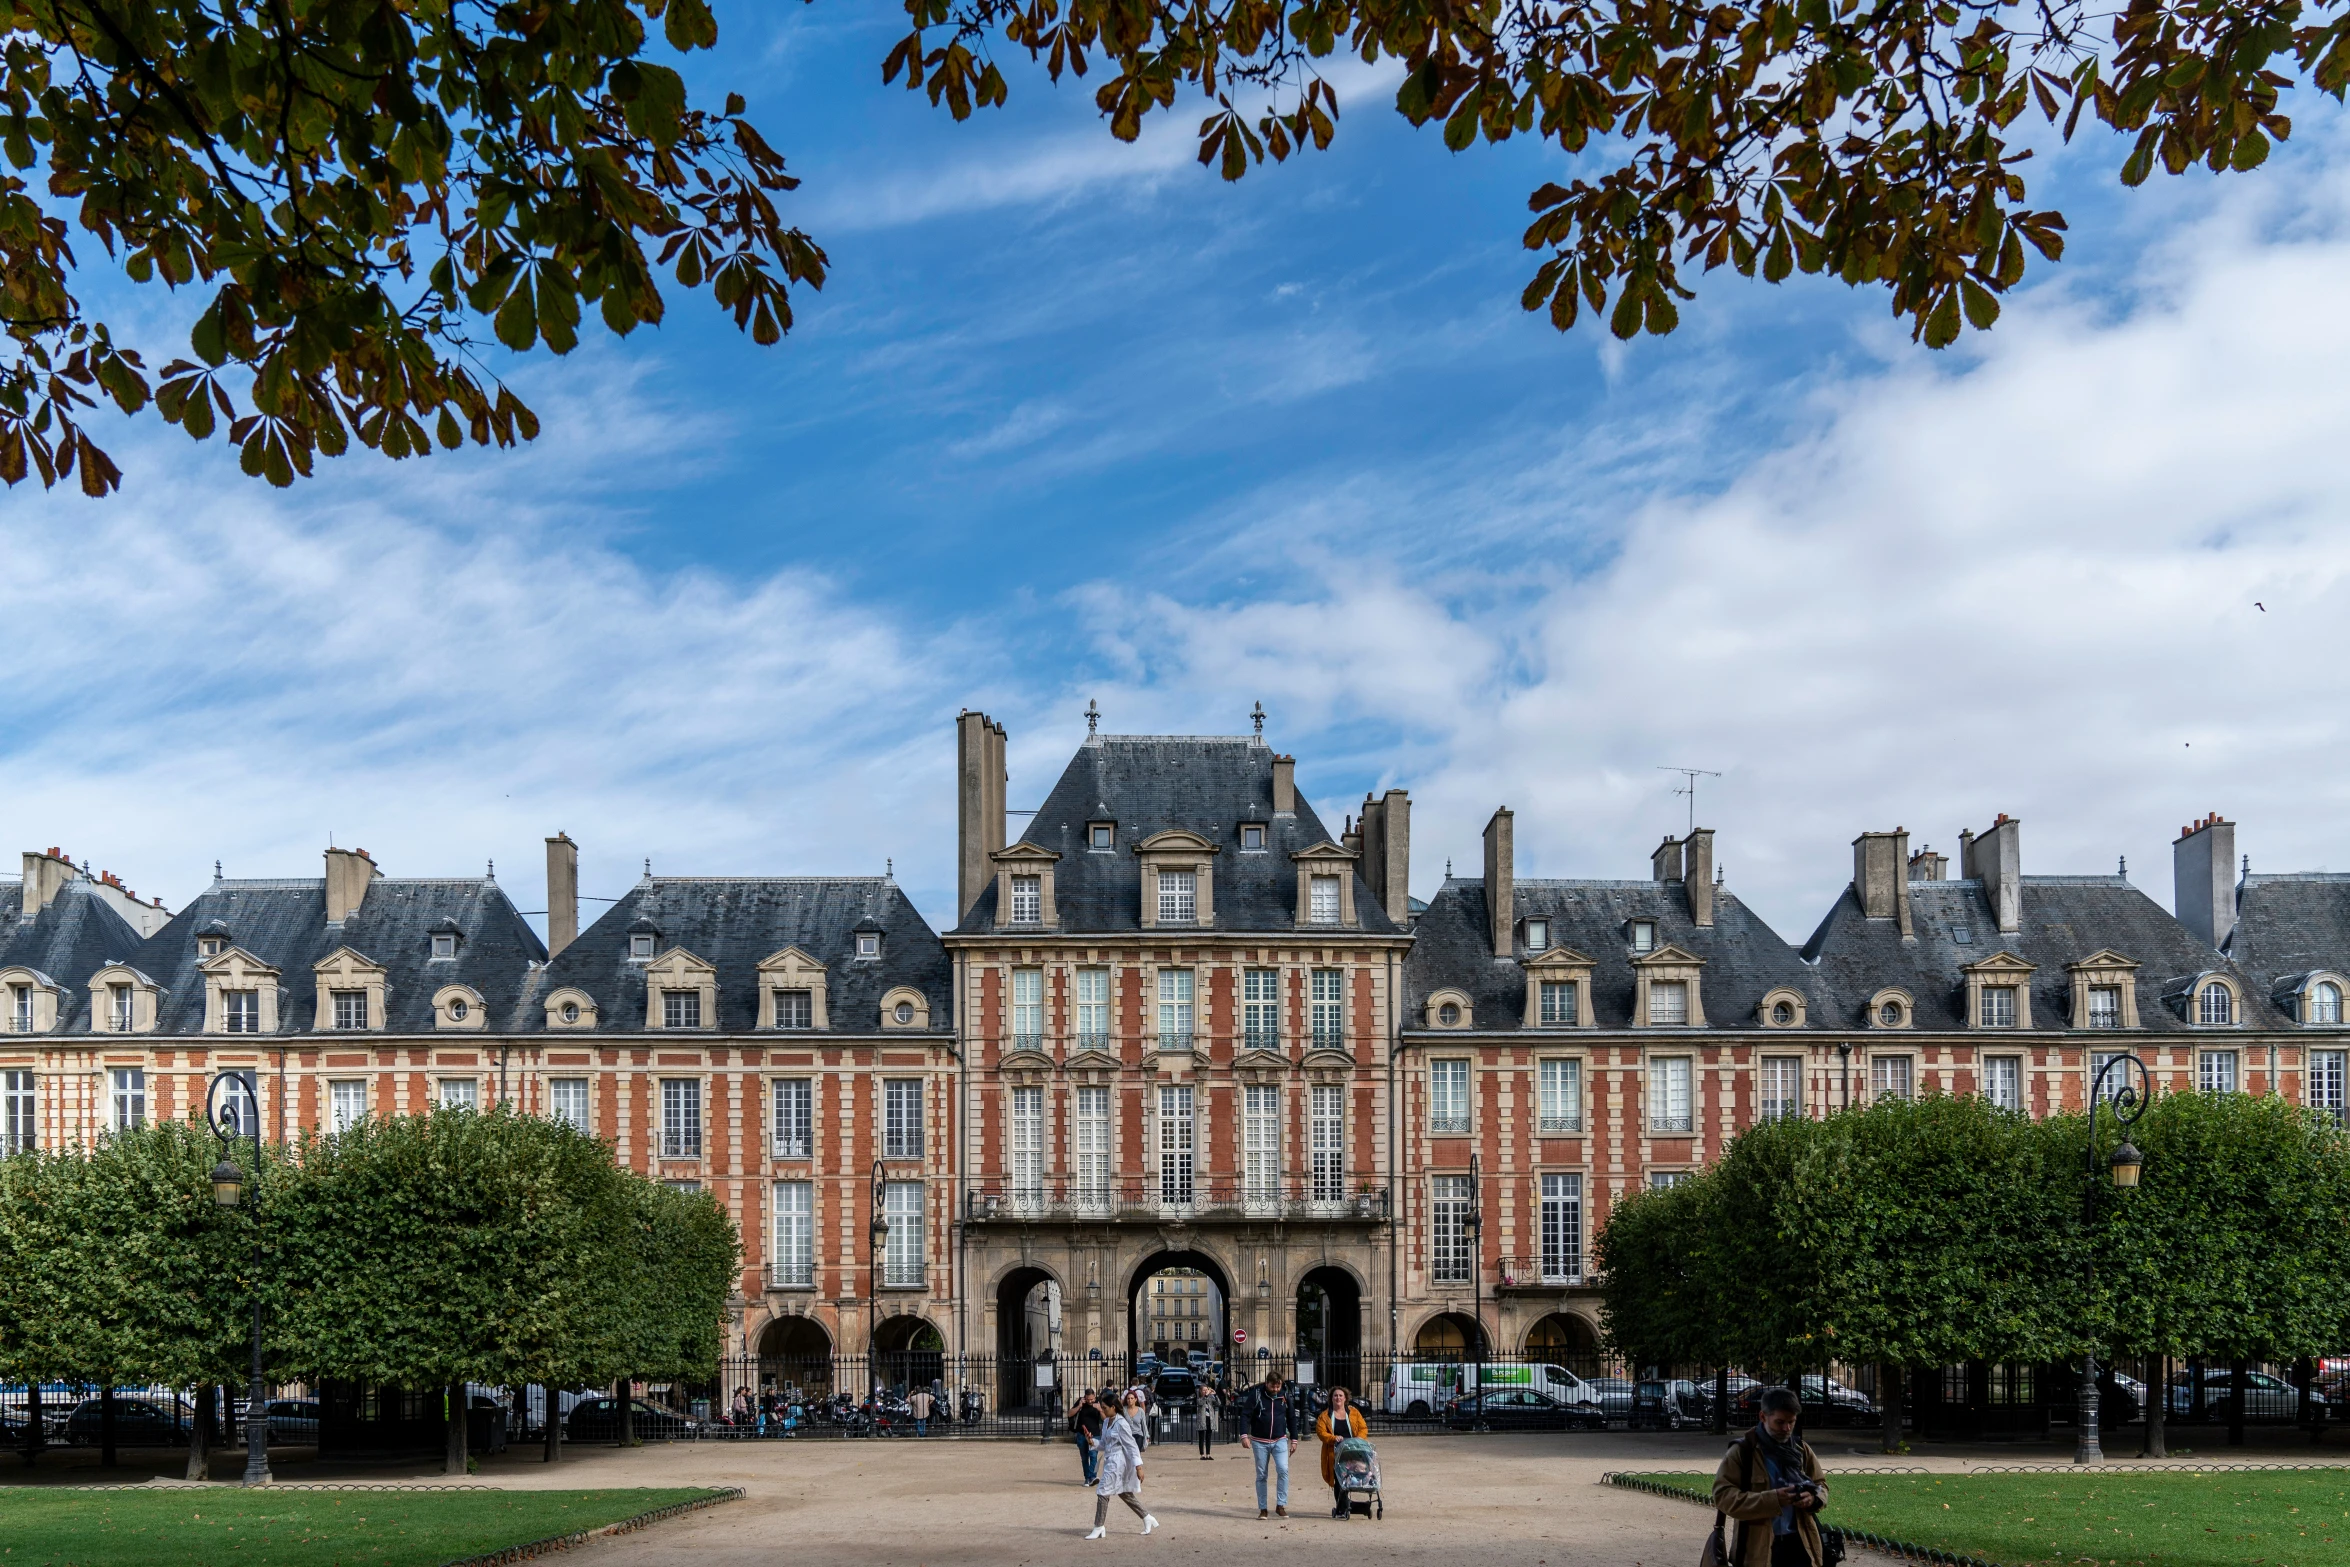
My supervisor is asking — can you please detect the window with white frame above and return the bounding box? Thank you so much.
[660,1078,703,1157]
[1431,1173,1473,1284]
[111,1066,145,1131]
[1649,1170,1692,1190]
[1649,1055,1693,1132]
[1983,1055,2023,1112]
[1158,1084,1194,1204]
[215,1072,257,1138]
[629,933,656,960]
[1009,1086,1044,1210]
[223,989,260,1034]
[332,989,368,1030]
[1310,1083,1344,1204]
[771,1078,811,1158]
[856,931,881,958]
[440,1077,478,1110]
[1540,1172,1583,1283]
[1089,823,1114,851]
[1156,969,1194,1050]
[1157,868,1197,924]
[1240,823,1265,851]
[1538,1057,1583,1133]
[662,989,702,1029]
[772,1181,813,1286]
[1871,1054,1914,1101]
[1075,967,1110,1051]
[1539,980,1577,1027]
[883,1078,924,1159]
[2311,1050,2346,1123]
[1243,968,1279,1050]
[1311,969,1345,1050]
[2,1070,33,1154]
[1009,875,1041,924]
[329,1079,367,1133]
[550,1077,591,1135]
[1760,1056,1802,1122]
[1429,1058,1470,1134]
[109,984,134,1033]
[883,1182,924,1285]
[2199,1049,2239,1094]
[2199,983,2235,1026]
[1243,1084,1280,1204]
[1979,986,2017,1028]
[1631,920,1657,952]
[1011,967,1044,1051]
[1309,875,1340,924]
[2312,981,2345,1025]
[2087,986,2121,1029]
[2090,1050,2127,1105]
[775,988,813,1030]
[8,984,30,1034]
[1525,918,1550,952]
[1649,979,1689,1025]
[431,931,456,960]
[1075,1086,1110,1210]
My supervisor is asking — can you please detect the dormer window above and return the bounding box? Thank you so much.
[1879,1002,1902,1026]
[1089,822,1115,851]
[2088,987,2121,1029]
[2199,982,2234,1026]
[1979,986,2017,1027]
[1309,875,1340,925]
[332,990,369,1030]
[662,989,702,1028]
[1240,824,1266,851]
[1525,919,1550,953]
[629,934,655,960]
[857,932,881,959]
[1630,921,1656,953]
[1158,869,1197,924]
[776,989,813,1029]
[430,933,456,961]
[2313,981,2344,1025]
[449,998,469,1021]
[1009,876,1041,924]
[200,937,226,958]
[224,991,260,1033]
[7,985,29,1034]
[562,1001,580,1023]
[110,984,133,1032]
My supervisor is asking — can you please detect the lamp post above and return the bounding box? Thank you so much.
[2077,1049,2149,1466]
[1466,1152,1484,1394]
[205,1070,271,1486]
[868,1158,890,1391]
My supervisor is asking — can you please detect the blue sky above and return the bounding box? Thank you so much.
[5,7,2350,943]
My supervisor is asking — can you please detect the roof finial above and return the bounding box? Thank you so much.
[886,857,894,879]
[1086,697,1099,736]
[213,859,222,880]
[2119,854,2127,877]
[1251,700,1265,737]
[1446,857,1454,878]
[486,858,496,879]
[2243,852,2251,876]
[644,856,652,878]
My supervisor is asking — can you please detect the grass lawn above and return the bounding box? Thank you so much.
[1622,1469,2350,1567]
[0,1486,723,1567]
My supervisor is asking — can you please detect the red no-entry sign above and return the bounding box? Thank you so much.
[1232,1328,1247,1344]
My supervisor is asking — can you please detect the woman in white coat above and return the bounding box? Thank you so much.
[1087,1391,1161,1539]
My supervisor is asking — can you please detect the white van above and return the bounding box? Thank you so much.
[1383,1362,1601,1418]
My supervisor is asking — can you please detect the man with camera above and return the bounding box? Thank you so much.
[1709,1386,1833,1566]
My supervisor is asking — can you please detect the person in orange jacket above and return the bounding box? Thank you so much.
[1314,1387,1370,1519]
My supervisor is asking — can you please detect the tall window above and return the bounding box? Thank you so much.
[1075,1086,1110,1211]
[1010,1086,1044,1210]
[1011,967,1044,1051]
[1310,969,1345,1050]
[1429,1058,1470,1134]
[660,1079,702,1158]
[329,1079,367,1133]
[1871,1054,1914,1101]
[1539,980,1577,1027]
[111,1067,145,1132]
[1631,921,1657,953]
[1648,980,1689,1025]
[775,989,813,1029]
[1759,1056,1802,1122]
[1310,1084,1344,1204]
[1243,1085,1280,1206]
[223,989,260,1033]
[2090,1050,2127,1105]
[1157,868,1197,924]
[2087,986,2121,1029]
[662,989,702,1029]
[1983,1055,2023,1112]
[1309,875,1340,924]
[1156,969,1194,1051]
[2,1070,33,1154]
[2199,983,2235,1026]
[883,1079,924,1158]
[882,1182,924,1285]
[2312,981,2345,1026]
[1075,967,1110,1051]
[1649,1055,1693,1132]
[439,1078,478,1109]
[1431,1174,1473,1284]
[1538,1057,1583,1133]
[2199,1049,2239,1094]
[1525,919,1550,952]
[772,1181,813,1286]
[1009,875,1041,923]
[2311,1051,2346,1123]
[1650,1170,1691,1190]
[1243,969,1280,1050]
[1157,1084,1194,1204]
[771,1078,811,1158]
[1979,986,2016,1028]
[332,989,368,1030]
[1540,1173,1583,1283]
[7,984,28,1034]
[550,1077,591,1135]
[109,984,134,1033]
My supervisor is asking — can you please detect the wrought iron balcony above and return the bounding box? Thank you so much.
[965,1177,1389,1225]
[1497,1254,1582,1292]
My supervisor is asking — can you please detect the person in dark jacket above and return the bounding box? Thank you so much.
[1712,1386,1830,1566]
[1073,1390,1105,1485]
[1242,1371,1295,1518]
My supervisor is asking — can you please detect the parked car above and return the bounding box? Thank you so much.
[2040,1365,2145,1425]
[1151,1369,1198,1414]
[1631,1378,1708,1430]
[1443,1388,1606,1432]
[2167,1368,2326,1422]
[563,1397,702,1442]
[1729,1376,1877,1427]
[63,1396,192,1447]
[261,1397,321,1445]
[1586,1377,1637,1421]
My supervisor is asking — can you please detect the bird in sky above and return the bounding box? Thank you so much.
[2255,602,2266,611]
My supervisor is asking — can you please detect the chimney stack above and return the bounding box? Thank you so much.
[1852,829,1913,938]
[2173,812,2237,950]
[1651,835,1685,884]
[546,832,579,957]
[1358,789,1413,926]
[18,849,76,920]
[1684,827,1716,927]
[1908,845,1947,881]
[1271,754,1297,815]
[1963,815,2022,934]
[1483,807,1514,956]
[956,711,1008,918]
[324,846,378,924]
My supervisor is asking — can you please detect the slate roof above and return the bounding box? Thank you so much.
[0,878,150,1030]
[537,877,950,1034]
[1800,875,2283,1031]
[2226,873,2350,1009]
[139,875,547,1035]
[954,734,1402,935]
[1403,876,1823,1031]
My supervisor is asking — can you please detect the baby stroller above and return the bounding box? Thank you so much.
[1333,1435,1383,1520]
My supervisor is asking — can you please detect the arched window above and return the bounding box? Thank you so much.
[1878,1001,1902,1026]
[2199,983,2234,1026]
[2312,982,2343,1026]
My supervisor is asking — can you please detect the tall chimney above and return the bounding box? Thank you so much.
[545,832,579,957]
[1964,816,2021,934]
[324,846,378,924]
[2173,812,2237,950]
[1908,846,1948,882]
[1852,829,1913,938]
[1271,754,1296,815]
[1358,789,1412,926]
[1684,828,1715,927]
[1483,807,1514,956]
[957,711,1008,918]
[18,849,76,920]
[1651,835,1684,883]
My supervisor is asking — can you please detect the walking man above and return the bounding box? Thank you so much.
[1243,1370,1295,1519]
[1712,1386,1830,1566]
[909,1385,933,1438]
[1074,1390,1104,1485]
[1195,1377,1217,1459]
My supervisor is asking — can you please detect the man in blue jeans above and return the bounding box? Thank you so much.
[1242,1372,1294,1519]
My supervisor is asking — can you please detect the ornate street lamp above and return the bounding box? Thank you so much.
[1466,1152,1485,1393]
[2077,1049,2151,1466]
[205,1070,271,1486]
[868,1158,890,1384]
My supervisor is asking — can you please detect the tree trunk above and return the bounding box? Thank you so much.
[21,1381,39,1467]
[100,1384,117,1469]
[545,1387,562,1463]
[444,1382,469,1477]
[2143,1355,2168,1458]
[2228,1358,2247,1447]
[1880,1362,1904,1453]
[1712,1367,1729,1436]
[616,1377,635,1447]
[185,1384,213,1481]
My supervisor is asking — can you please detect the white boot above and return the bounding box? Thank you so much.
[1085,1526,1107,1540]
[1141,1514,1159,1535]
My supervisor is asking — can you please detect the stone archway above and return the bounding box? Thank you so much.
[1524,1312,1602,1377]
[873,1314,945,1396]
[996,1264,1062,1413]
[755,1314,834,1396]
[1412,1310,1487,1358]
[1126,1248,1234,1368]
[1294,1265,1363,1394]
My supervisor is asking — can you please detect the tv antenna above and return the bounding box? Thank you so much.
[1656,766,1722,834]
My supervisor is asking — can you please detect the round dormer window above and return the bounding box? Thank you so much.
[1879,1001,1902,1026]
[1772,1001,1793,1025]
[1438,1002,1461,1027]
[562,1001,580,1023]
[894,1001,915,1025]
[450,998,469,1021]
